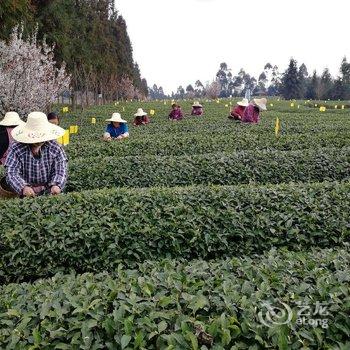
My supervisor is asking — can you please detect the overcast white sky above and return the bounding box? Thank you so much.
[116,0,349,94]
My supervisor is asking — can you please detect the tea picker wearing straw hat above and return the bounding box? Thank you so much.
[133,108,150,126]
[1,111,68,198]
[241,98,267,124]
[103,113,129,141]
[191,102,204,116]
[0,112,24,165]
[229,98,249,121]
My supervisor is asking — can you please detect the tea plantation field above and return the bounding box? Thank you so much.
[0,99,349,349]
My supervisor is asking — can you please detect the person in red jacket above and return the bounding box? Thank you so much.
[191,102,204,116]
[169,103,183,120]
[133,108,150,126]
[242,98,267,124]
[229,98,249,121]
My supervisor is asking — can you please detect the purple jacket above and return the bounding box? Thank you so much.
[191,107,203,116]
[242,104,260,123]
[169,108,183,120]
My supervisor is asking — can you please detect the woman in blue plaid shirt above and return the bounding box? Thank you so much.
[1,112,68,198]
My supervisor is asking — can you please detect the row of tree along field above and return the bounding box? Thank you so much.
[1,1,349,106]
[0,0,148,107]
[156,59,350,100]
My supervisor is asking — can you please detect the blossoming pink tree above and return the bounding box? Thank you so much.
[0,26,70,117]
[205,81,221,99]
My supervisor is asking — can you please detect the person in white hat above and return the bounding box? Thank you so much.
[242,98,267,124]
[103,113,129,141]
[191,102,204,116]
[133,108,150,126]
[2,111,67,198]
[0,112,25,165]
[228,98,249,121]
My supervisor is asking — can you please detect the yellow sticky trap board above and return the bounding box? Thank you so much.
[342,105,345,110]
[69,125,77,134]
[57,130,70,146]
[62,107,69,113]
[335,105,338,109]
[63,130,70,144]
[74,125,78,133]
[150,109,155,116]
[229,102,232,105]
[319,107,326,112]
[91,117,96,124]
[225,104,228,107]
[315,104,318,107]
[270,103,274,107]
[275,117,280,137]
[290,103,294,107]
[216,100,220,103]
[164,101,167,105]
[114,102,119,106]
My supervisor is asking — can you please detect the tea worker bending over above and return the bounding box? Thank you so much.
[0,112,24,165]
[2,112,67,198]
[103,113,129,141]
[229,98,249,121]
[169,103,184,121]
[133,108,150,126]
[242,98,267,124]
[191,102,204,116]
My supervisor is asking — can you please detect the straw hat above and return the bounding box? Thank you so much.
[192,101,202,108]
[105,113,127,123]
[11,112,65,144]
[0,112,25,127]
[253,98,267,111]
[134,108,147,117]
[237,98,249,107]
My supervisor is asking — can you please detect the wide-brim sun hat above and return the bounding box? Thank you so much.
[0,112,25,127]
[134,108,147,117]
[253,98,267,111]
[192,101,203,108]
[106,112,127,123]
[237,98,249,107]
[11,111,65,144]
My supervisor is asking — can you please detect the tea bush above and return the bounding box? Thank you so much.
[1,181,349,283]
[66,147,350,191]
[0,248,349,349]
